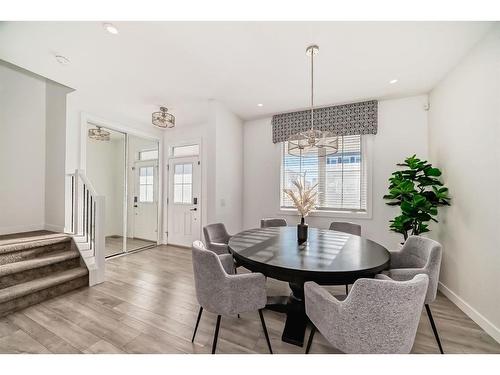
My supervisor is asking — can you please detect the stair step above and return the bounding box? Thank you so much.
[0,236,72,266]
[0,267,88,305]
[0,235,71,254]
[0,251,79,277]
[0,251,81,289]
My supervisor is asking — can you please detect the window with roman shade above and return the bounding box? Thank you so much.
[275,100,377,214]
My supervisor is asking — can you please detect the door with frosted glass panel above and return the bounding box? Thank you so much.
[167,156,201,247]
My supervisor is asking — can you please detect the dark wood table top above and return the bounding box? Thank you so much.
[228,227,390,285]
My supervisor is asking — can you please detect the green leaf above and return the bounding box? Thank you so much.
[424,167,442,177]
[386,154,451,241]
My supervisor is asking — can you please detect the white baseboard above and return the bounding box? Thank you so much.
[44,223,65,233]
[438,281,500,344]
[0,224,45,236]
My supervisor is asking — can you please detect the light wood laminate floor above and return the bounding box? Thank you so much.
[0,245,499,354]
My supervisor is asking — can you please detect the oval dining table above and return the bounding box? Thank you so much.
[228,226,390,347]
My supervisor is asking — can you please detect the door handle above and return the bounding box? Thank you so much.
[190,208,197,211]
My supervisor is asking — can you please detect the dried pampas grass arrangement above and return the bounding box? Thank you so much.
[283,175,318,218]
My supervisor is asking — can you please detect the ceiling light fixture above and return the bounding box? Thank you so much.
[88,125,110,141]
[55,55,70,65]
[287,45,338,158]
[389,79,398,84]
[103,23,119,35]
[152,107,175,129]
[257,103,264,107]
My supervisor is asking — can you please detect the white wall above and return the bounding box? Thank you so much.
[45,80,71,231]
[243,95,429,250]
[428,24,500,342]
[0,62,46,234]
[213,102,244,234]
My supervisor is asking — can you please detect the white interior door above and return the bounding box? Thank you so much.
[133,160,158,241]
[167,156,201,247]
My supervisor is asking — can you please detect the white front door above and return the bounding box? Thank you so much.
[133,160,158,242]
[167,156,201,247]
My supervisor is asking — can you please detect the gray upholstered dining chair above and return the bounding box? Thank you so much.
[304,274,429,354]
[260,218,287,228]
[329,221,362,236]
[203,223,231,255]
[329,221,362,294]
[383,235,444,353]
[190,240,273,354]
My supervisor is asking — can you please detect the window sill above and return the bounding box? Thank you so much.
[279,208,372,220]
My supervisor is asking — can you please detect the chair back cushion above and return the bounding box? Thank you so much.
[329,221,361,236]
[398,236,442,303]
[307,275,428,354]
[203,223,230,246]
[260,218,287,228]
[191,240,227,313]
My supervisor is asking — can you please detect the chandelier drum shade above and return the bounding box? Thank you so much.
[88,125,110,141]
[152,107,175,129]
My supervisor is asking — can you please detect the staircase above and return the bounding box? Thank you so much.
[0,232,89,317]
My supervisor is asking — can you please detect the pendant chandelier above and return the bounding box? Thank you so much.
[287,45,338,157]
[88,125,110,141]
[152,106,175,129]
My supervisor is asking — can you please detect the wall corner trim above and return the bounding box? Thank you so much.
[438,281,500,344]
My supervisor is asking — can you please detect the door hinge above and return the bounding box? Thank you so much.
[198,161,200,165]
[166,197,169,204]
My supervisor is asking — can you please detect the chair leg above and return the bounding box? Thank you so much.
[345,284,349,295]
[258,309,273,354]
[425,304,444,354]
[191,306,203,342]
[211,315,222,354]
[305,325,316,354]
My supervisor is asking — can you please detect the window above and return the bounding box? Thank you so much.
[173,163,193,204]
[139,149,159,161]
[281,135,367,213]
[139,166,154,202]
[172,144,199,157]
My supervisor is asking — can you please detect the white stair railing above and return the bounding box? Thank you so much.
[67,169,105,286]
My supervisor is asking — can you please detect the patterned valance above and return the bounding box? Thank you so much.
[272,100,378,143]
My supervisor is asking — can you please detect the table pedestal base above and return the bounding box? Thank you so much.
[266,282,307,347]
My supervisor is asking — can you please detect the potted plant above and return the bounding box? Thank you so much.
[283,175,318,244]
[384,155,451,242]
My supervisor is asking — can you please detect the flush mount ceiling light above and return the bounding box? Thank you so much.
[103,23,119,35]
[88,125,110,141]
[287,45,338,158]
[55,54,70,65]
[389,79,398,84]
[152,107,175,129]
[257,103,264,107]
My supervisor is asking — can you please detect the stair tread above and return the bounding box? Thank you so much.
[0,235,71,254]
[0,267,88,304]
[0,251,80,277]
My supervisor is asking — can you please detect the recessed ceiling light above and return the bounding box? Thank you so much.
[389,79,398,84]
[55,55,70,65]
[257,103,264,107]
[103,23,119,35]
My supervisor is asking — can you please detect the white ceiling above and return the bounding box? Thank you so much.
[0,21,493,128]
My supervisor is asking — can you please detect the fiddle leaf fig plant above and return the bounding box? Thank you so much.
[383,155,450,240]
